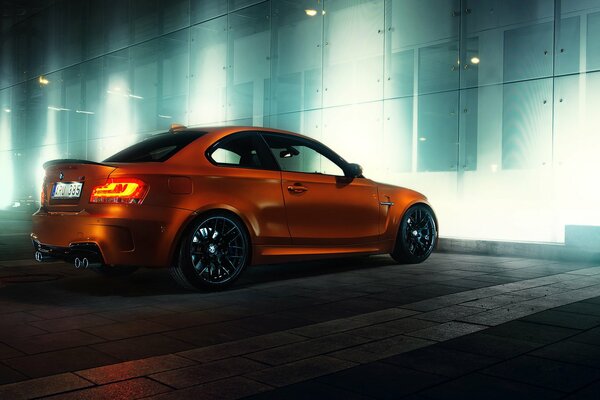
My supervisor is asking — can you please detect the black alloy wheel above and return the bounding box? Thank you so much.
[171,212,250,290]
[391,204,437,264]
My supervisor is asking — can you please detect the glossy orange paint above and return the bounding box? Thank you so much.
[31,126,434,270]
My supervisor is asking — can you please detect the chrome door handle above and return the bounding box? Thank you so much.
[287,184,308,193]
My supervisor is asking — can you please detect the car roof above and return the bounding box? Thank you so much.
[173,126,312,142]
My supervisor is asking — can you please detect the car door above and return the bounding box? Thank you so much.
[261,133,380,246]
[205,131,291,246]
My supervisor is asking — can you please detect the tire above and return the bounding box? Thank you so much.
[90,265,138,277]
[390,204,437,264]
[170,211,250,290]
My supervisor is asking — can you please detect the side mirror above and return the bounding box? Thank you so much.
[346,163,363,178]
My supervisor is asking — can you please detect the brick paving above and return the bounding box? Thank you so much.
[0,249,599,398]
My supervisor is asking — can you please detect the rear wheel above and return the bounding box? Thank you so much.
[390,204,437,264]
[170,212,250,290]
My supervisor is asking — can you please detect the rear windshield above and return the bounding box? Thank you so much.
[104,131,206,162]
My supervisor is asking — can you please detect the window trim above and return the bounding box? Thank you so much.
[260,132,352,177]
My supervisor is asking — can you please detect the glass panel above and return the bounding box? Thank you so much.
[229,0,264,12]
[383,97,413,173]
[502,78,553,170]
[191,0,228,24]
[227,2,271,123]
[555,16,581,76]
[271,0,323,114]
[386,0,459,97]
[504,22,553,82]
[464,0,554,86]
[417,91,458,172]
[321,102,383,178]
[554,72,600,228]
[189,16,228,125]
[161,0,190,34]
[323,0,384,107]
[587,10,600,72]
[268,109,322,140]
[459,88,478,171]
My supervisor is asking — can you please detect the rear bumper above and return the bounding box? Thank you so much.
[31,205,193,268]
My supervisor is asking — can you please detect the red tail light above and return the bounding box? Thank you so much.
[90,178,149,204]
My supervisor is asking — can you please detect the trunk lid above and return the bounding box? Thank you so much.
[42,159,117,212]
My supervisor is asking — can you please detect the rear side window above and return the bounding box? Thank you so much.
[207,132,277,170]
[104,131,205,162]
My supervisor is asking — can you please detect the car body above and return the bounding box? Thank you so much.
[31,126,437,289]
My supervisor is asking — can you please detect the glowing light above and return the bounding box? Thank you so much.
[47,106,70,111]
[75,110,94,115]
[38,76,49,85]
[470,56,480,64]
[419,137,427,142]
[3,108,10,113]
[305,9,317,16]
[158,114,172,119]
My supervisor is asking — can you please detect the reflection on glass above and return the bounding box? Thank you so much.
[227,2,271,124]
[502,79,552,169]
[190,17,228,125]
[417,91,458,172]
[271,0,323,114]
[323,0,384,107]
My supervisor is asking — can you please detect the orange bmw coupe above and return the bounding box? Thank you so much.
[32,126,437,290]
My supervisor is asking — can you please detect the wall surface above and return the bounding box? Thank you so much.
[1,0,599,244]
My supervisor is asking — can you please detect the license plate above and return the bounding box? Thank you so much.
[51,182,83,199]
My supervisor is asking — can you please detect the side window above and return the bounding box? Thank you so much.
[263,134,346,176]
[207,133,273,169]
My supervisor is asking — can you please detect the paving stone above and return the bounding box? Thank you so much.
[383,346,500,377]
[82,320,170,340]
[316,361,446,399]
[415,305,484,322]
[150,357,267,388]
[76,354,196,384]
[7,330,105,355]
[145,376,273,400]
[531,340,600,369]
[554,301,600,317]
[165,321,259,347]
[346,317,438,340]
[483,354,600,393]
[484,320,580,345]
[3,347,119,378]
[521,309,600,330]
[0,324,48,340]
[419,372,562,400]
[330,335,434,363]
[246,333,368,366]
[0,373,92,400]
[247,356,357,387]
[0,363,27,385]
[178,331,305,363]
[43,377,171,400]
[29,315,115,333]
[243,380,371,399]
[569,326,600,346]
[91,334,194,361]
[562,380,600,400]
[406,321,487,342]
[0,342,24,359]
[440,332,541,359]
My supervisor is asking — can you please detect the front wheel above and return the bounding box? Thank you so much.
[170,212,250,290]
[390,204,437,264]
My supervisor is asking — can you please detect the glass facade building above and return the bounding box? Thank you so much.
[1,0,600,244]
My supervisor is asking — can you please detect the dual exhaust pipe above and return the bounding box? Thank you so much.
[34,250,101,269]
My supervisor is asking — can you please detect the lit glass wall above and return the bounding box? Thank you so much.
[1,0,600,244]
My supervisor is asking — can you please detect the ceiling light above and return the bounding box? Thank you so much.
[470,56,480,65]
[3,108,10,113]
[419,137,427,142]
[38,76,49,85]
[305,9,317,16]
